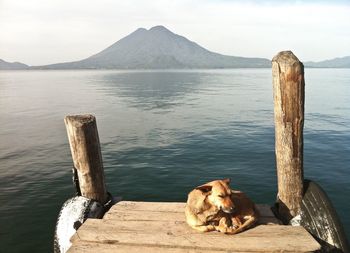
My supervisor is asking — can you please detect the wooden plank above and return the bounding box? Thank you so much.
[70,219,319,252]
[104,201,185,213]
[68,241,243,253]
[272,51,305,221]
[104,209,185,221]
[104,209,278,224]
[258,217,282,225]
[103,202,280,224]
[256,204,275,217]
[104,202,275,217]
[256,204,282,224]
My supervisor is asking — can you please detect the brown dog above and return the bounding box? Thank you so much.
[185,179,259,234]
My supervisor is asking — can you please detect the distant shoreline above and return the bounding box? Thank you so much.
[1,66,350,71]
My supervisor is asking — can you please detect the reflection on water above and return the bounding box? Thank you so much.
[0,69,349,252]
[99,71,204,110]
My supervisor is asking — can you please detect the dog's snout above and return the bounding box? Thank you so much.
[222,206,235,214]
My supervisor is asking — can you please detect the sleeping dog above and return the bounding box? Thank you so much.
[185,179,258,234]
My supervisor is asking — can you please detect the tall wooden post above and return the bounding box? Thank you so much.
[64,114,108,204]
[272,51,305,222]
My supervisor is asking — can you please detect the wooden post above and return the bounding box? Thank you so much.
[64,114,108,204]
[272,51,305,222]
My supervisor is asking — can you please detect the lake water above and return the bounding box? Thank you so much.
[0,69,349,252]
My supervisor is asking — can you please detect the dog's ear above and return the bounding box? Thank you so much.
[195,184,212,194]
[222,178,231,185]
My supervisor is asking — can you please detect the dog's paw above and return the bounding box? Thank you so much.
[215,225,228,233]
[218,217,229,226]
[206,225,216,231]
[215,218,235,233]
[229,224,239,229]
[231,217,242,228]
[216,226,238,234]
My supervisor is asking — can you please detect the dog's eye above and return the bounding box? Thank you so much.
[218,195,224,198]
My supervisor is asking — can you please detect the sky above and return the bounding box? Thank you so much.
[0,0,349,66]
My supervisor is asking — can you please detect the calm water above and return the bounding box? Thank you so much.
[0,69,349,252]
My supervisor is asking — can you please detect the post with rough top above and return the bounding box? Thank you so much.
[272,51,305,222]
[64,114,108,204]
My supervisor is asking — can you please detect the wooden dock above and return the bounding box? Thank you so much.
[67,201,320,252]
[55,51,347,253]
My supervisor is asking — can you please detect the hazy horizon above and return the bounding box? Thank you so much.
[1,0,349,65]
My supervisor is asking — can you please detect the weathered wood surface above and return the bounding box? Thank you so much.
[64,115,107,203]
[68,201,320,253]
[103,201,280,225]
[272,51,305,221]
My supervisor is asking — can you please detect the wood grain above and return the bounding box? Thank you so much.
[64,114,107,203]
[272,51,305,221]
[103,201,280,224]
[68,201,320,252]
[68,241,248,253]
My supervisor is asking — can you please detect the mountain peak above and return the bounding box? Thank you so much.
[149,25,171,33]
[135,27,147,32]
[131,27,147,35]
[0,58,28,70]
